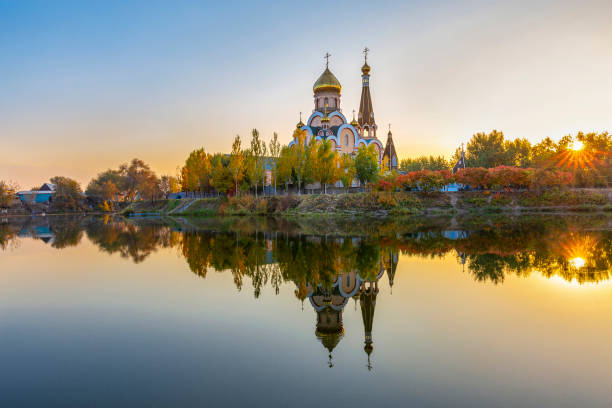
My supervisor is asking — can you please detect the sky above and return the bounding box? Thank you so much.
[1,0,611,188]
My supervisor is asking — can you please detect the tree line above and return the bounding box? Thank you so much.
[180,128,380,196]
[401,130,611,187]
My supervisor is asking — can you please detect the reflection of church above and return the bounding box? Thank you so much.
[300,248,399,369]
[291,49,398,172]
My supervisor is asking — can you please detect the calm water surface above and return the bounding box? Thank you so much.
[1,215,611,407]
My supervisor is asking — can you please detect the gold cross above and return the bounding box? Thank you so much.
[324,52,331,68]
[363,47,370,62]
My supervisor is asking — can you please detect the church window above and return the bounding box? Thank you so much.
[324,97,328,107]
[346,275,350,286]
[345,134,348,145]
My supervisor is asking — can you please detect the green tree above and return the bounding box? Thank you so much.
[504,138,532,167]
[466,130,507,168]
[229,135,244,196]
[400,155,449,172]
[292,128,308,195]
[268,132,281,195]
[354,145,379,189]
[338,154,356,192]
[315,140,338,194]
[249,129,265,198]
[276,145,295,193]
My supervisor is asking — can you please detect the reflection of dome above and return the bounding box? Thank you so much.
[364,342,373,355]
[316,327,345,352]
[313,68,341,93]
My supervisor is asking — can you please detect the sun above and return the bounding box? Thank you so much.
[569,257,586,269]
[571,140,584,151]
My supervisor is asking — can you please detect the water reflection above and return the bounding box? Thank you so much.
[3,215,611,288]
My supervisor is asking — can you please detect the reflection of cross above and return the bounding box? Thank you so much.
[363,47,370,62]
[388,123,391,132]
[299,111,302,122]
[324,52,330,68]
[352,109,356,120]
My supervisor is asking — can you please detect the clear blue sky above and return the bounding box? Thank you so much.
[1,0,611,187]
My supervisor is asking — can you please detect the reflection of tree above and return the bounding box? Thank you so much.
[86,219,179,263]
[4,215,610,288]
[50,218,84,249]
[0,223,18,250]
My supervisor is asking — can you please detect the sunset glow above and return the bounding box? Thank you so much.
[571,140,584,151]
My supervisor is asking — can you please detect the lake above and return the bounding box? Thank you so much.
[1,214,611,407]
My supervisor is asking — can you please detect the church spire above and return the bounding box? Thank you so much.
[358,47,376,137]
[382,123,398,171]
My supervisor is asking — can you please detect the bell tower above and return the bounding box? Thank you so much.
[358,47,377,138]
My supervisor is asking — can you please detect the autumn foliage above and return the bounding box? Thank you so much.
[377,166,574,191]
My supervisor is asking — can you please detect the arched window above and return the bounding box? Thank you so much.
[345,134,349,145]
[324,97,328,107]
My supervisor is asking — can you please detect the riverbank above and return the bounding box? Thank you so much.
[121,189,612,217]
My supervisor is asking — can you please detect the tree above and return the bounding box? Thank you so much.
[101,180,119,202]
[466,130,507,168]
[139,174,161,202]
[159,175,179,198]
[119,159,158,201]
[269,132,281,195]
[276,145,295,193]
[229,135,244,196]
[292,128,308,195]
[400,155,449,172]
[182,149,212,193]
[0,180,18,208]
[249,129,265,198]
[338,154,356,192]
[86,169,123,200]
[211,154,233,195]
[504,138,532,167]
[303,139,319,192]
[354,145,379,189]
[50,176,83,210]
[531,137,558,168]
[315,140,339,194]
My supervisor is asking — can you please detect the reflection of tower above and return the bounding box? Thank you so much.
[360,281,379,371]
[383,249,399,294]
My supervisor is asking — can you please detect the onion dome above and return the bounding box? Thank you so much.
[361,62,371,75]
[313,67,341,93]
[296,119,305,129]
[321,112,330,123]
[350,110,359,127]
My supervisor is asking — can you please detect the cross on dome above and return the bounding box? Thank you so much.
[363,47,369,63]
[324,52,331,68]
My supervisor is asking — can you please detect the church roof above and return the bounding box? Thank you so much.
[383,131,397,169]
[313,67,341,93]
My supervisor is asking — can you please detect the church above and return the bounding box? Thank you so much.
[290,49,398,172]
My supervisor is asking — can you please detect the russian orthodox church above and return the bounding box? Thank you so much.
[291,49,398,172]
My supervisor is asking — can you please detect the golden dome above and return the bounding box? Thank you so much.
[321,112,330,123]
[313,67,341,93]
[361,62,371,75]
